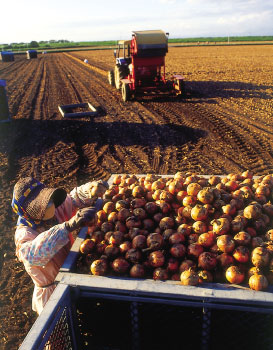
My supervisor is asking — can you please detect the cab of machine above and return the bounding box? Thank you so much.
[114,40,131,65]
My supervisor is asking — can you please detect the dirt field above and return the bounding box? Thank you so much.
[0,44,272,349]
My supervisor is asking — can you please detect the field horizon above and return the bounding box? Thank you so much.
[1,35,273,52]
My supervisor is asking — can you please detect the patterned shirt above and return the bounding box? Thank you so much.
[14,182,95,314]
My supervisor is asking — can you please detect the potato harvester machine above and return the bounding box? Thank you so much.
[108,30,185,101]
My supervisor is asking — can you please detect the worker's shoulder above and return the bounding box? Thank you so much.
[15,225,37,242]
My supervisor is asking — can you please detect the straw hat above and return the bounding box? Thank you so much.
[13,177,67,220]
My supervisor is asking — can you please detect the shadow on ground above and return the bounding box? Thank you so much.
[0,119,207,181]
[183,80,272,101]
[126,80,271,104]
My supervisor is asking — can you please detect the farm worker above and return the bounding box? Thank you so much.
[12,177,108,315]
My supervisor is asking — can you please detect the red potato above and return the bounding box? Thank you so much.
[76,173,273,293]
[112,258,130,274]
[148,251,165,267]
[130,264,145,278]
[180,269,199,286]
[226,266,245,284]
[90,259,108,276]
[80,239,95,255]
[153,268,169,281]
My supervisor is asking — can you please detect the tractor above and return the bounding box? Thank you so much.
[108,30,185,101]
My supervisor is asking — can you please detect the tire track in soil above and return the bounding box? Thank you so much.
[134,98,212,171]
[43,54,83,119]
[32,58,49,120]
[3,56,82,187]
[0,56,26,76]
[0,59,41,118]
[59,54,169,177]
[53,54,110,183]
[58,54,123,181]
[7,55,95,186]
[139,99,241,174]
[16,52,269,182]
[12,58,46,120]
[205,101,273,154]
[68,51,273,176]
[62,53,201,175]
[223,99,273,136]
[188,103,273,174]
[142,99,273,175]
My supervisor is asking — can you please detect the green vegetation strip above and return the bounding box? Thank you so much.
[2,36,273,53]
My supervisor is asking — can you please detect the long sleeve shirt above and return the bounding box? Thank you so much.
[14,182,94,314]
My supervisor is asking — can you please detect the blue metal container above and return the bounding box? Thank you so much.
[26,50,38,59]
[19,273,273,350]
[0,51,14,62]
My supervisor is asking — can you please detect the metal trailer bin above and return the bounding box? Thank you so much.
[19,272,273,350]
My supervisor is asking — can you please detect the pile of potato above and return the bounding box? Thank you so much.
[77,172,273,291]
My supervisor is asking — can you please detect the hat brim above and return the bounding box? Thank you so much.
[24,187,67,220]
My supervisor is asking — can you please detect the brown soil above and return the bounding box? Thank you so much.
[0,45,272,349]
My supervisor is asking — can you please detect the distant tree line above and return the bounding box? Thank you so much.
[1,40,72,50]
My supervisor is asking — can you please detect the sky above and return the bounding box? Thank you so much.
[0,0,272,44]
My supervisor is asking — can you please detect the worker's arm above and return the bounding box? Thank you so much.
[17,223,70,267]
[17,207,97,267]
[70,180,108,208]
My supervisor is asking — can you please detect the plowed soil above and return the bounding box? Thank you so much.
[0,44,273,349]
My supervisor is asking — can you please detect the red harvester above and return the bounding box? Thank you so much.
[108,30,185,101]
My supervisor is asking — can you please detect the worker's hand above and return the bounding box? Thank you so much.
[76,180,109,207]
[65,207,97,232]
[89,180,109,198]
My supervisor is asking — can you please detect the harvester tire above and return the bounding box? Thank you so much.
[114,65,126,90]
[108,70,115,86]
[122,82,131,102]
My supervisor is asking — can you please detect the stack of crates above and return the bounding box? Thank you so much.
[19,175,273,350]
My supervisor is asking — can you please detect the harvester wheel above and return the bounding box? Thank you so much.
[108,70,115,86]
[114,65,126,90]
[122,82,131,102]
